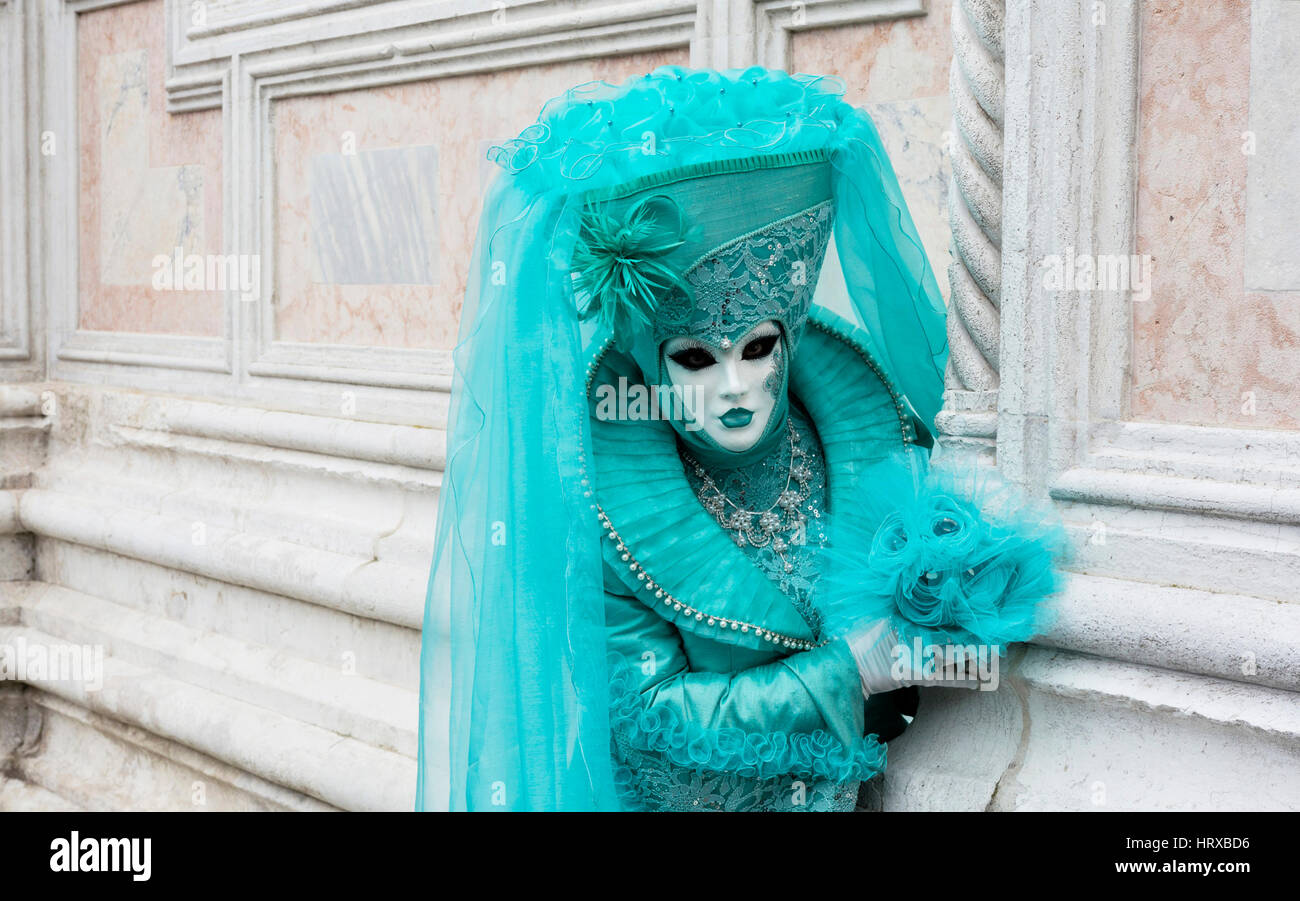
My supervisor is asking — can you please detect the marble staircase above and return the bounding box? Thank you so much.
[0,383,444,811]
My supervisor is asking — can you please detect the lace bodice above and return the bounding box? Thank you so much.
[681,401,829,637]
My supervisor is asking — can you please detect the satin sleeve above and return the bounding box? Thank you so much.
[603,570,866,751]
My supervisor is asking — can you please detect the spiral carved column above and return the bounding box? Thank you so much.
[937,0,1005,460]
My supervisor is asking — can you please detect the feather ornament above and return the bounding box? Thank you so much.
[572,194,693,338]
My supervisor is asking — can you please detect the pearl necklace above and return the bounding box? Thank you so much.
[683,419,815,573]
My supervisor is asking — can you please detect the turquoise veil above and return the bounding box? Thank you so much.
[415,66,948,811]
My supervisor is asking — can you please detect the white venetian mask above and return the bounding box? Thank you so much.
[661,319,785,454]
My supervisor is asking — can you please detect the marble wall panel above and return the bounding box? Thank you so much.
[272,50,689,350]
[78,0,224,337]
[308,145,441,287]
[791,0,954,300]
[1133,0,1300,430]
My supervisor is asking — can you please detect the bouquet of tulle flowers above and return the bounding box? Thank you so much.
[819,451,1067,654]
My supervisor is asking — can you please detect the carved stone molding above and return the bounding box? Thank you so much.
[163,0,928,108]
[936,0,1002,460]
[998,0,1140,494]
[0,0,33,372]
[698,0,925,68]
[164,0,698,112]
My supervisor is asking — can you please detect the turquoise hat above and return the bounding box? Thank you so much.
[572,152,835,385]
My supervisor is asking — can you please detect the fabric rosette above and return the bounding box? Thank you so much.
[819,452,1067,653]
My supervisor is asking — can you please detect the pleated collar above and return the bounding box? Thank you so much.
[587,307,919,653]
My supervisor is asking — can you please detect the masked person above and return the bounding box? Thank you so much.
[416,67,1058,812]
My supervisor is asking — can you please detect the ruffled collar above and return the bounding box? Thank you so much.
[587,307,919,653]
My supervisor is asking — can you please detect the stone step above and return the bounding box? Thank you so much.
[1001,647,1300,810]
[31,540,421,687]
[6,689,334,812]
[13,581,417,757]
[878,645,1300,811]
[1042,571,1300,692]
[19,487,427,630]
[0,774,83,812]
[0,624,417,811]
[1058,503,1300,606]
[34,457,422,562]
[34,402,441,566]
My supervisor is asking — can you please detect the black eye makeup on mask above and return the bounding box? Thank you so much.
[666,325,781,371]
[741,331,780,361]
[667,343,717,371]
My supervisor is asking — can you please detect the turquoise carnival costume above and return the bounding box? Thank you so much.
[415,67,1062,812]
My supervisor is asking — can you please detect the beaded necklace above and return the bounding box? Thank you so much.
[682,418,818,574]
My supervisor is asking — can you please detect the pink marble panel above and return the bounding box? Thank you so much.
[1134,0,1300,430]
[790,2,954,298]
[790,1,953,104]
[273,50,689,350]
[78,0,224,337]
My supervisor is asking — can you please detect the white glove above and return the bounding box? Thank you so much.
[844,618,907,697]
[844,618,983,698]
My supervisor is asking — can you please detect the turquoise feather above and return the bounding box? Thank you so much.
[572,193,692,337]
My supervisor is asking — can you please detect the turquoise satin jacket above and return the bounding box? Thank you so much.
[588,307,925,811]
